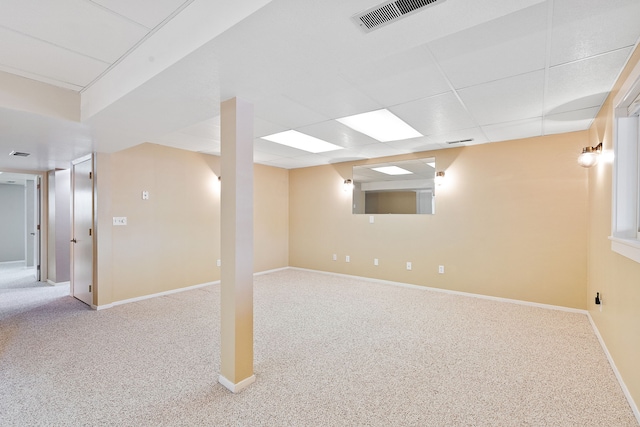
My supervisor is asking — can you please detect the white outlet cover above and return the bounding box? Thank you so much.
[113,217,127,226]
[346,256,350,262]
[369,216,374,223]
[374,258,378,266]
[406,262,412,270]
[332,254,337,261]
[439,265,445,274]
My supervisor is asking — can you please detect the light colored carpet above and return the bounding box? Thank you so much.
[0,261,39,289]
[0,269,637,426]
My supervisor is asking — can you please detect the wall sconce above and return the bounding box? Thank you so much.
[577,142,603,168]
[343,179,353,192]
[434,171,445,186]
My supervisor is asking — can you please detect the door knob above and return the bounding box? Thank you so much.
[71,239,77,243]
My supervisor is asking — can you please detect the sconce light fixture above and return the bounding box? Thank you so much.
[577,142,603,168]
[344,179,354,192]
[434,171,445,186]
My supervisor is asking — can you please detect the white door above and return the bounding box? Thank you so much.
[71,156,93,306]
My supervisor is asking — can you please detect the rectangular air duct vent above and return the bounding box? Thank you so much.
[352,0,447,33]
[9,151,30,157]
[445,138,473,145]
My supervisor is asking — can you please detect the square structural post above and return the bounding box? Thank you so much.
[219,97,255,392]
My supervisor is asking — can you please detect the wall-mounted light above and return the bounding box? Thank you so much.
[434,171,445,186]
[344,179,354,192]
[578,142,603,168]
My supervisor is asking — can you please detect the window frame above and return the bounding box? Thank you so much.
[610,59,640,264]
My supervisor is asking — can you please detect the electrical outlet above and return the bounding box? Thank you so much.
[406,262,412,270]
[142,190,149,200]
[369,216,374,224]
[113,217,127,226]
[216,259,221,267]
[374,258,378,266]
[346,255,350,263]
[332,254,337,261]
[439,265,445,274]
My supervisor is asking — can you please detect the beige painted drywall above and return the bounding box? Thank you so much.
[289,133,588,309]
[586,44,640,413]
[0,70,79,121]
[94,143,288,305]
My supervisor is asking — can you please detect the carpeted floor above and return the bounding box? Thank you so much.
[0,269,637,426]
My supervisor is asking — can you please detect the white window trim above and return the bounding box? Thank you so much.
[611,57,640,263]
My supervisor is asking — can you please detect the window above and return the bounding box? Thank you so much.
[611,64,640,263]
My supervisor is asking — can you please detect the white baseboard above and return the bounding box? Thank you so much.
[587,313,640,424]
[254,266,288,276]
[91,265,290,310]
[219,374,255,393]
[47,280,70,287]
[288,267,587,315]
[109,280,220,308]
[0,260,25,265]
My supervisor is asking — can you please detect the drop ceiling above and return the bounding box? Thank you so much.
[0,0,639,172]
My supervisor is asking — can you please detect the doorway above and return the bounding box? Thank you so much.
[71,155,94,307]
[0,172,41,288]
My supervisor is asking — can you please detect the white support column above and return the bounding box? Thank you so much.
[219,97,255,393]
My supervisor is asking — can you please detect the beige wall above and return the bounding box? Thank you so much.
[95,143,288,305]
[587,45,640,411]
[290,133,588,309]
[0,70,79,121]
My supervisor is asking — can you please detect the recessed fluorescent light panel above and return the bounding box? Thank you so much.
[372,166,413,175]
[337,109,422,142]
[261,130,343,153]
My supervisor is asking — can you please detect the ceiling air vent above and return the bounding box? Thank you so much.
[9,150,30,157]
[445,138,473,145]
[352,0,447,33]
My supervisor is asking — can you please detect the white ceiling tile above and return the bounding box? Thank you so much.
[545,48,632,115]
[428,3,547,89]
[458,70,545,125]
[254,118,287,138]
[0,0,148,63]
[254,95,329,130]
[315,148,370,163]
[177,116,220,140]
[350,143,412,160]
[550,0,640,65]
[153,132,220,154]
[482,117,543,142]
[253,150,283,163]
[297,121,379,148]
[424,127,490,146]
[543,107,599,135]
[261,156,326,170]
[0,27,109,87]
[0,107,93,170]
[385,137,444,153]
[342,44,451,106]
[92,0,189,29]
[390,92,477,136]
[283,75,381,119]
